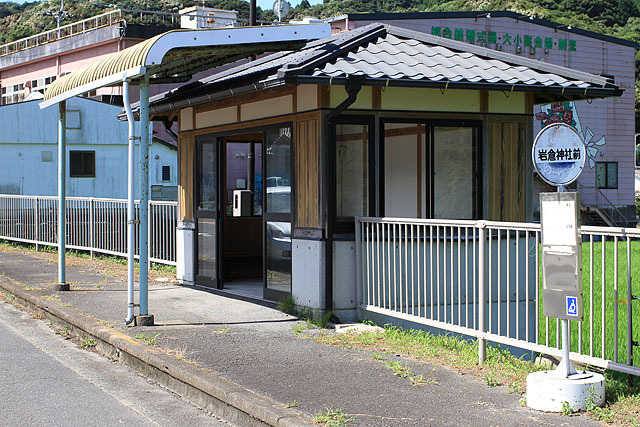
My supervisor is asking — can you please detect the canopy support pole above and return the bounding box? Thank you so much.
[123,80,136,325]
[57,100,69,291]
[136,75,154,326]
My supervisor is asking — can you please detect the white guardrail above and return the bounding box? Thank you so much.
[0,195,177,266]
[355,216,640,376]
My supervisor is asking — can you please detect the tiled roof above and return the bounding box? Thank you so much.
[145,23,621,116]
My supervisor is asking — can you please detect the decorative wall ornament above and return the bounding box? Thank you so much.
[536,101,605,168]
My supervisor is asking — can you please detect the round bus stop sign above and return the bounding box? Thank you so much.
[532,123,586,186]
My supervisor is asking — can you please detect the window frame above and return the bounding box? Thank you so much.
[379,118,482,220]
[69,150,96,178]
[330,114,376,234]
[595,161,618,189]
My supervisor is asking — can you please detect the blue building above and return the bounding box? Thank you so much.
[0,97,177,200]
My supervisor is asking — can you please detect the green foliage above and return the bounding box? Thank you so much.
[561,401,575,416]
[313,407,355,427]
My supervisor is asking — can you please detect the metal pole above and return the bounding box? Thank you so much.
[249,0,256,26]
[57,100,69,290]
[478,221,486,364]
[123,80,136,325]
[556,184,576,377]
[137,75,153,325]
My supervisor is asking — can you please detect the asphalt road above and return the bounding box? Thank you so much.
[0,300,234,427]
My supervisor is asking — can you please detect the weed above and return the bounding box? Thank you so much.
[313,407,355,426]
[485,372,502,387]
[42,295,72,307]
[80,338,97,349]
[134,332,162,346]
[278,296,297,315]
[371,353,385,361]
[54,326,70,336]
[561,401,575,416]
[518,397,527,407]
[8,295,14,303]
[285,400,299,408]
[24,285,37,291]
[211,328,229,334]
[96,319,114,328]
[384,360,435,386]
[292,322,309,335]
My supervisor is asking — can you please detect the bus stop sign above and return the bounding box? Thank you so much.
[540,192,583,321]
[532,123,586,186]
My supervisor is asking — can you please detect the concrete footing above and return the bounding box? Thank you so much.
[53,283,70,291]
[134,315,154,326]
[526,370,605,412]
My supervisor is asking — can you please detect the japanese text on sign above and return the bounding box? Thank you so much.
[431,26,577,51]
[537,148,581,162]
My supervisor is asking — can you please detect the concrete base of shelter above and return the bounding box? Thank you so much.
[526,370,605,412]
[52,283,70,292]
[134,314,155,326]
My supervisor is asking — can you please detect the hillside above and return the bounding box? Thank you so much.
[0,0,639,128]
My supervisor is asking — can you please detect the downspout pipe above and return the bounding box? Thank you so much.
[123,80,137,325]
[324,76,363,314]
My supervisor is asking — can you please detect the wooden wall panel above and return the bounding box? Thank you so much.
[295,117,320,228]
[178,135,195,221]
[488,121,526,222]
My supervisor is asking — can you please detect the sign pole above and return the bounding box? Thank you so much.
[556,184,577,378]
[527,123,604,412]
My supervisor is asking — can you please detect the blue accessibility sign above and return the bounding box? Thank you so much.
[566,296,578,316]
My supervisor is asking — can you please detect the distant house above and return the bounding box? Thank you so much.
[0,97,177,200]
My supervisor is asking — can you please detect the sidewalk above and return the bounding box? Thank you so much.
[0,249,599,427]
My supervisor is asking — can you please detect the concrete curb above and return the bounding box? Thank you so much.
[0,279,312,427]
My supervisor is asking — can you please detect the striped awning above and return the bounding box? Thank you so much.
[41,24,330,108]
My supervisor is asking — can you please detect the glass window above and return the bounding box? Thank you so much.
[335,123,369,222]
[433,127,474,219]
[197,141,217,211]
[69,151,95,177]
[197,218,217,279]
[384,123,426,218]
[596,162,618,189]
[225,142,262,216]
[265,127,291,214]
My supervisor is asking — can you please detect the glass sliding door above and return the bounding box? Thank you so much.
[382,121,480,220]
[195,135,220,288]
[433,126,476,219]
[263,125,292,300]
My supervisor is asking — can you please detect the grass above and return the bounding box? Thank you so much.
[313,407,355,426]
[538,240,640,365]
[134,332,162,346]
[279,295,334,329]
[0,240,177,275]
[314,322,640,425]
[80,338,97,349]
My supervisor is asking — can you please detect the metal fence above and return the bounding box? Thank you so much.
[0,195,177,265]
[355,216,640,376]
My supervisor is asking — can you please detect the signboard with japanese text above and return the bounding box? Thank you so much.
[431,26,577,51]
[540,192,583,321]
[532,123,586,186]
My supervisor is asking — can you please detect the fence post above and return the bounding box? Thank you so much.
[354,216,362,320]
[478,220,486,364]
[34,197,39,252]
[89,198,94,259]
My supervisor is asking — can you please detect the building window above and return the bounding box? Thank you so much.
[332,116,374,230]
[162,165,171,181]
[596,162,618,189]
[70,151,95,177]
